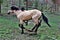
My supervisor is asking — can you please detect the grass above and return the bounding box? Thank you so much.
[0,12,60,40]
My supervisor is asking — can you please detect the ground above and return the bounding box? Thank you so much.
[0,12,60,40]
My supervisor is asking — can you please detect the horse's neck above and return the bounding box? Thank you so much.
[15,10,22,16]
[15,10,27,15]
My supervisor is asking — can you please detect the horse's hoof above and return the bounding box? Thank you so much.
[21,33,24,34]
[21,32,24,34]
[27,30,33,32]
[28,32,37,35]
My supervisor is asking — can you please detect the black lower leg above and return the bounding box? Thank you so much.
[31,24,37,31]
[19,24,24,34]
[28,24,37,32]
[34,24,40,32]
[34,20,42,32]
[19,24,26,29]
[25,21,28,26]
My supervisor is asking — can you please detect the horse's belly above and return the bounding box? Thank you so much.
[22,15,32,20]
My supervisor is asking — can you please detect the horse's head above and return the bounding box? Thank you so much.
[7,6,19,15]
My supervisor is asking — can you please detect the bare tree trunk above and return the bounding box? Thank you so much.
[10,0,15,6]
[0,4,2,16]
[0,4,1,14]
[19,0,21,8]
[26,0,28,10]
[34,0,38,9]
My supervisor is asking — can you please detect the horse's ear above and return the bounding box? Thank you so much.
[21,7,25,11]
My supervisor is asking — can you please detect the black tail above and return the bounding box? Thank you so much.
[42,13,51,27]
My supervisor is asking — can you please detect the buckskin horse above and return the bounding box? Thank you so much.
[7,6,51,34]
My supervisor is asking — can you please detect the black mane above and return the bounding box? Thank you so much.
[11,6,19,10]
[11,6,25,11]
[21,7,25,11]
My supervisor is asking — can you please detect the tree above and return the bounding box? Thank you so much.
[52,0,60,12]
[52,0,58,11]
[19,0,21,8]
[34,0,38,9]
[25,0,28,10]
[0,0,3,14]
[52,0,56,4]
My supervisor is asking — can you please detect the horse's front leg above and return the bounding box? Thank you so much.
[19,24,24,34]
[19,20,30,34]
[24,20,28,26]
[19,20,25,34]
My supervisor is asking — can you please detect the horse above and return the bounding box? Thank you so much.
[7,6,51,34]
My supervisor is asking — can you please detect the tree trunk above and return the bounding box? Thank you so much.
[19,0,21,8]
[0,4,1,14]
[26,0,28,10]
[0,4,2,16]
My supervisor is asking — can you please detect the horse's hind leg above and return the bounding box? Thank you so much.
[29,18,39,32]
[28,20,42,34]
[34,20,42,33]
[27,24,37,32]
[31,24,37,32]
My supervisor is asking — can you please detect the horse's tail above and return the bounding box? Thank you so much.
[41,13,51,27]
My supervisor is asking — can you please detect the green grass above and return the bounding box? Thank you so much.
[0,13,60,40]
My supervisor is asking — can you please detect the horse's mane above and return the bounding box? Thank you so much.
[21,7,25,11]
[11,6,19,10]
[11,6,25,11]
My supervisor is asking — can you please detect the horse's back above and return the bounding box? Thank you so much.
[31,9,42,19]
[18,9,42,20]
[24,9,41,16]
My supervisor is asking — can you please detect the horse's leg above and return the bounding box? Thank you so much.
[34,20,42,33]
[19,24,24,34]
[31,24,37,32]
[19,20,25,34]
[27,24,37,32]
[25,20,28,26]
[19,20,31,33]
[29,18,39,32]
[20,24,24,34]
[19,24,30,32]
[31,18,42,31]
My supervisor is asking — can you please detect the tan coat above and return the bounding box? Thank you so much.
[15,9,42,24]
[8,9,42,24]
